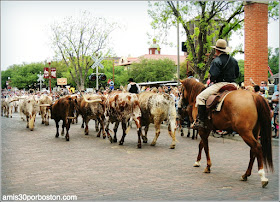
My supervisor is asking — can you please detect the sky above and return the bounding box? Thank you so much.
[1,1,279,71]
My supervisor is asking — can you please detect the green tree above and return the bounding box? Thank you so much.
[236,60,244,84]
[12,63,48,90]
[127,58,176,83]
[51,11,119,91]
[148,1,279,82]
[268,47,279,76]
[1,67,13,90]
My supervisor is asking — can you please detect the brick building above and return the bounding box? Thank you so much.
[244,1,268,86]
[117,39,186,68]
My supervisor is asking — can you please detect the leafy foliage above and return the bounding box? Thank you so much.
[148,1,279,82]
[268,47,279,76]
[51,11,119,91]
[127,58,176,83]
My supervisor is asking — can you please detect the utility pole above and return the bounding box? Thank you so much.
[48,62,52,93]
[177,1,180,85]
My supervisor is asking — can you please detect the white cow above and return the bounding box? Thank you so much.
[138,91,177,149]
[19,96,40,131]
[39,94,52,125]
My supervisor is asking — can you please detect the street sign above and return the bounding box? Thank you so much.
[44,68,49,78]
[91,56,104,69]
[37,74,45,82]
[91,55,104,90]
[57,78,67,85]
[51,68,56,78]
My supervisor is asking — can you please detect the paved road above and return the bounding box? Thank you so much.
[1,113,279,201]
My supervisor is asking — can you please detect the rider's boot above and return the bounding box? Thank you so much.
[193,105,207,129]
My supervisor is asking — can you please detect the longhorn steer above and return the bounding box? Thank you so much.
[19,96,40,131]
[51,95,78,141]
[138,91,177,149]
[80,94,107,138]
[104,92,142,148]
[39,94,52,126]
[2,96,19,118]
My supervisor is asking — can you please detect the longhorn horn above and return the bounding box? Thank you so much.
[82,94,102,103]
[39,104,51,107]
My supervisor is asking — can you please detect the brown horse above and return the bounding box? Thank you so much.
[180,78,273,188]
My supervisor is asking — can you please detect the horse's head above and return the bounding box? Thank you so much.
[180,78,205,106]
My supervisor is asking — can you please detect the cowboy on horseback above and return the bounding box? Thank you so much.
[193,39,240,129]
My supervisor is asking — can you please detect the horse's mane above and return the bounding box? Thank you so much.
[181,78,206,104]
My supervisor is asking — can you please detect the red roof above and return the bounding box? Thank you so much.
[118,54,186,66]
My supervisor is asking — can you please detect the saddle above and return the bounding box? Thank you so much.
[206,84,237,110]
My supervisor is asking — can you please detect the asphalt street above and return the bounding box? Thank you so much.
[1,112,279,201]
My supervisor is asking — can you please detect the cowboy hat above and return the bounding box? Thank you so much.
[128,78,134,82]
[211,39,231,53]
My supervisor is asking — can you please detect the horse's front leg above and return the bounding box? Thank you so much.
[199,129,211,173]
[194,139,203,167]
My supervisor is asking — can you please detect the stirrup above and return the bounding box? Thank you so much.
[192,120,207,129]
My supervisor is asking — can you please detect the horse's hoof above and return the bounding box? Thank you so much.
[203,167,211,173]
[137,144,142,149]
[193,161,201,167]
[119,141,123,145]
[66,137,69,141]
[109,137,113,143]
[169,145,175,149]
[113,138,117,143]
[150,142,156,146]
[85,133,88,136]
[262,180,268,188]
[240,175,247,181]
[97,134,100,137]
[181,133,184,136]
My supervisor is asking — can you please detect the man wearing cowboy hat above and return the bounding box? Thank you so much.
[127,78,140,94]
[193,39,240,129]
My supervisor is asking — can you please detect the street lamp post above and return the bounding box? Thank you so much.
[177,1,180,85]
[48,62,52,93]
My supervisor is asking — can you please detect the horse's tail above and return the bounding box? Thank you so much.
[254,94,274,172]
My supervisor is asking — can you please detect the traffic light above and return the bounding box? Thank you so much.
[89,73,106,81]
[99,74,107,81]
[89,73,96,81]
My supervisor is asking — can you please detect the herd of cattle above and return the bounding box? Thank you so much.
[1,90,181,149]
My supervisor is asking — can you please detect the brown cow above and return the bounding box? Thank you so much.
[80,94,107,138]
[104,91,142,148]
[50,95,78,141]
[138,91,177,149]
